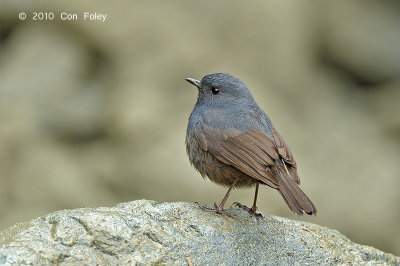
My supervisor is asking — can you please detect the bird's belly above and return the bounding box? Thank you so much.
[186,134,255,188]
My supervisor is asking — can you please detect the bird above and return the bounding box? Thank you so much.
[185,73,317,217]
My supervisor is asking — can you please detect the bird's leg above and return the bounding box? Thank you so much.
[196,180,237,217]
[233,183,263,217]
[250,182,259,212]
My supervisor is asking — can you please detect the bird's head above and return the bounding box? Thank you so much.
[185,73,254,108]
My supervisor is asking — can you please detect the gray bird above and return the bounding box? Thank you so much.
[185,73,317,216]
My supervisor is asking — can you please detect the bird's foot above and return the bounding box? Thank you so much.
[233,202,264,218]
[195,202,232,217]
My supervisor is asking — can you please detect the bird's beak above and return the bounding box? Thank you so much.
[185,78,201,89]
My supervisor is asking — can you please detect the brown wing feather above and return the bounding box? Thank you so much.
[195,129,280,188]
[271,129,300,184]
[195,128,300,185]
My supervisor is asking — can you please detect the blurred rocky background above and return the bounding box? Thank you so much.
[0,0,399,256]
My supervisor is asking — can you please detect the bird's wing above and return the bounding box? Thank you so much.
[194,128,300,187]
[193,128,278,188]
[271,129,300,184]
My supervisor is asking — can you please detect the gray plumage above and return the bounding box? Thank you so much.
[187,73,274,139]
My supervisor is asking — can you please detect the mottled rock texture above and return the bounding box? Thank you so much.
[0,200,398,265]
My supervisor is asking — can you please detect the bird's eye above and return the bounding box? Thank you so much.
[211,87,220,95]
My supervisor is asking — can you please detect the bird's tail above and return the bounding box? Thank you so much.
[273,164,317,215]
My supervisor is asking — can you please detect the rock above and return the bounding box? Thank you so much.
[0,200,398,265]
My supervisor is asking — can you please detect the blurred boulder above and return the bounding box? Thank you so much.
[320,1,400,85]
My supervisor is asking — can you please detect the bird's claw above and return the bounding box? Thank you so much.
[233,202,264,218]
[195,202,232,217]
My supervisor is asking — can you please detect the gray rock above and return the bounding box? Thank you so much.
[0,200,398,265]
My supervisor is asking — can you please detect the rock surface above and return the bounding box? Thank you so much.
[0,200,398,265]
